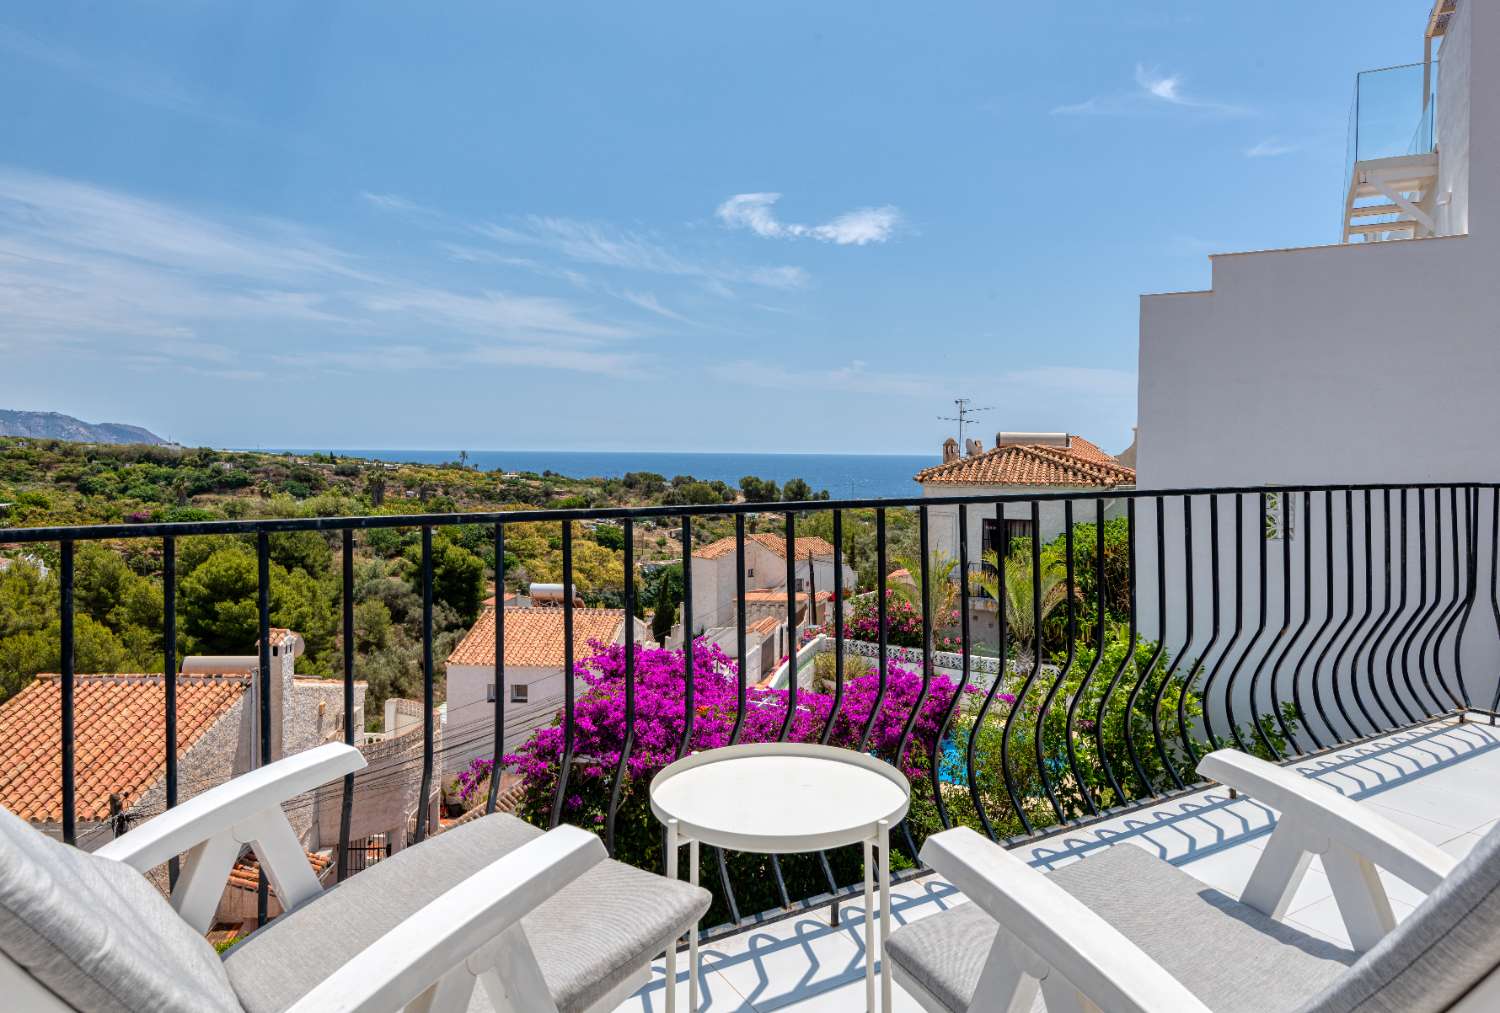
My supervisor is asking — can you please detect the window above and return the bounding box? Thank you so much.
[510,684,529,704]
[485,684,496,703]
[795,578,807,592]
[747,567,755,578]
[982,517,1034,555]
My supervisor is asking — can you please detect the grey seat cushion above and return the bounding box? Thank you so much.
[224,813,709,1013]
[0,805,242,1013]
[886,843,1355,1012]
[1298,822,1500,1013]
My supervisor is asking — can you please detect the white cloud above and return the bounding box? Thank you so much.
[711,359,938,397]
[471,214,808,293]
[1245,139,1297,158]
[618,290,690,323]
[715,359,1136,401]
[1052,64,1251,118]
[0,167,649,379]
[1134,65,1184,103]
[716,193,901,245]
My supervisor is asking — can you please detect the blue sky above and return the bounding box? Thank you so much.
[0,1,1432,456]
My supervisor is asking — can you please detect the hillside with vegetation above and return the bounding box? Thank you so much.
[0,438,916,721]
[0,409,168,445]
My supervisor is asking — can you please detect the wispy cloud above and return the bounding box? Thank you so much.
[1052,64,1251,118]
[0,24,238,124]
[716,193,901,245]
[713,360,1135,401]
[469,213,809,294]
[1245,139,1297,158]
[0,167,650,379]
[618,290,691,323]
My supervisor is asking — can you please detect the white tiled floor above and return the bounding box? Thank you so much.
[613,717,1500,1012]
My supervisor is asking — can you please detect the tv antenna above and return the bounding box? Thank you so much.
[937,398,995,449]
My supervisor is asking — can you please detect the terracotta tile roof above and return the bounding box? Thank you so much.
[693,533,838,561]
[480,592,517,608]
[0,673,250,823]
[228,850,333,892]
[742,589,833,604]
[914,436,1134,488]
[445,606,626,668]
[746,616,780,636]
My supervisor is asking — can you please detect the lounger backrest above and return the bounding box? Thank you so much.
[1300,821,1500,1013]
[0,806,242,1013]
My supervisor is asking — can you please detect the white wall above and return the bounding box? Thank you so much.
[444,662,560,775]
[690,542,854,636]
[1436,0,1472,236]
[1133,2,1500,735]
[925,484,1129,564]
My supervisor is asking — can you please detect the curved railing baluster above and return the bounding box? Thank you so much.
[1429,488,1467,710]
[1094,499,1138,805]
[1387,490,1424,723]
[1300,492,1343,746]
[549,522,576,827]
[931,505,970,829]
[1034,501,1076,822]
[972,502,1018,838]
[1149,495,1191,791]
[1206,495,1249,754]
[1062,499,1107,816]
[1339,491,1381,736]
[1181,495,1221,765]
[1121,498,1166,797]
[1235,493,1275,756]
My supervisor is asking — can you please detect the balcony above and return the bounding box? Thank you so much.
[2,483,1499,1009]
[1342,61,1440,243]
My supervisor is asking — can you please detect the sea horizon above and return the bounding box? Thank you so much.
[264,448,937,500]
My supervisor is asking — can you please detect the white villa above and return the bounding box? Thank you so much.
[442,604,648,777]
[687,532,854,638]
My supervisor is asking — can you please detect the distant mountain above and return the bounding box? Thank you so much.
[0,410,168,446]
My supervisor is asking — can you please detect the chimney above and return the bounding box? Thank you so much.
[965,438,984,457]
[942,437,959,463]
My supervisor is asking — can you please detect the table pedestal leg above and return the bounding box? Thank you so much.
[863,838,875,1013]
[666,819,678,1013]
[688,839,700,1012]
[879,819,892,1013]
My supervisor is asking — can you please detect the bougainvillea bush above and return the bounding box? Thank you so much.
[836,589,962,652]
[500,639,967,922]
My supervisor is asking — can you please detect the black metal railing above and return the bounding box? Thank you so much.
[3,482,1499,936]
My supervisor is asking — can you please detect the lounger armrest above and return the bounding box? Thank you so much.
[1197,749,1456,892]
[96,742,366,873]
[920,827,1211,1013]
[285,825,607,1013]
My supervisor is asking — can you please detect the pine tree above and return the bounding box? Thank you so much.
[650,578,677,646]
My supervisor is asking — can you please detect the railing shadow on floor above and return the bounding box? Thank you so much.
[632,878,961,1011]
[625,718,1499,1011]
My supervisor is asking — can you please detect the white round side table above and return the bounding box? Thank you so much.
[649,742,912,1013]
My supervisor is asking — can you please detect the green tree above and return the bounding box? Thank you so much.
[0,615,130,701]
[591,523,625,551]
[650,579,677,646]
[739,475,780,503]
[971,546,1076,656]
[780,478,828,502]
[407,537,485,626]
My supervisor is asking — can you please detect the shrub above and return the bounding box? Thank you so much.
[838,590,961,652]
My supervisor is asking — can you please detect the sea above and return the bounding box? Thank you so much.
[272,450,934,500]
